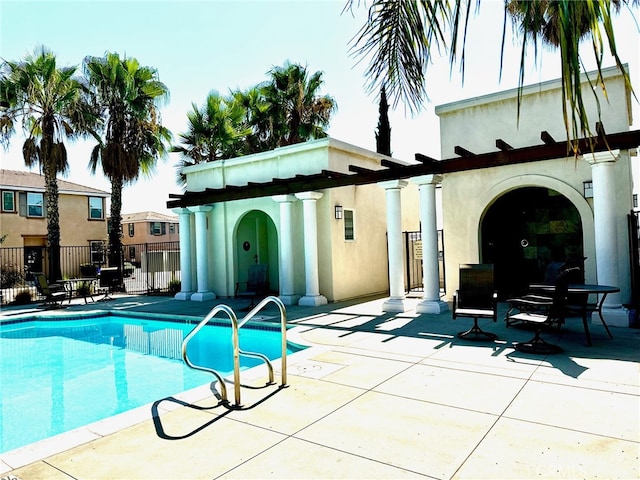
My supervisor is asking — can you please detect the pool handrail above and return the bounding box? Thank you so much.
[181,295,287,408]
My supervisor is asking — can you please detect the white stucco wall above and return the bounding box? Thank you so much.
[181,138,420,302]
[436,66,634,303]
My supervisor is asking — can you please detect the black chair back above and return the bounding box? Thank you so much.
[458,264,495,309]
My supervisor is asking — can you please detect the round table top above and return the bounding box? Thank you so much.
[529,283,619,294]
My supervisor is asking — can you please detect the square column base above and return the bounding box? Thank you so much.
[382,297,408,313]
[174,291,193,301]
[298,295,328,307]
[190,291,216,302]
[593,306,630,328]
[279,294,301,306]
[416,300,449,314]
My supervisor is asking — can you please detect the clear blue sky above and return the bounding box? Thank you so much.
[1,0,638,215]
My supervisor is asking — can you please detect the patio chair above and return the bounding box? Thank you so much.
[452,264,498,340]
[97,267,121,301]
[508,266,582,354]
[235,264,268,309]
[33,272,68,308]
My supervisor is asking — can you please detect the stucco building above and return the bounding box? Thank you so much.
[0,169,109,274]
[170,139,421,306]
[168,65,638,327]
[436,65,635,326]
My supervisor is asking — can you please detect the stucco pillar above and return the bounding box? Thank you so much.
[272,194,300,305]
[413,175,448,314]
[379,180,409,312]
[295,191,328,307]
[172,208,193,300]
[585,150,627,326]
[188,205,215,302]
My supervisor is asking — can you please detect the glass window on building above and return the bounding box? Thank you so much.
[128,223,135,237]
[89,197,104,219]
[344,209,355,241]
[150,222,166,236]
[27,192,44,217]
[2,191,15,212]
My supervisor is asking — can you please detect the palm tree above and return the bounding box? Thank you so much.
[172,91,251,189]
[346,0,637,149]
[84,52,171,271]
[261,62,337,147]
[232,87,276,154]
[0,46,100,280]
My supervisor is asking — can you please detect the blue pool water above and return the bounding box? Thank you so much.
[0,312,299,453]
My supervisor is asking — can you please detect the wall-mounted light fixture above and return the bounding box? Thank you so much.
[335,205,343,220]
[583,180,593,199]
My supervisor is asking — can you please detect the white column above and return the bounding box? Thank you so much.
[413,175,448,314]
[188,205,215,302]
[172,208,193,300]
[295,191,328,307]
[379,180,408,312]
[585,150,627,326]
[272,194,300,305]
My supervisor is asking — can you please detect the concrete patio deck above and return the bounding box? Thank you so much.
[1,293,638,479]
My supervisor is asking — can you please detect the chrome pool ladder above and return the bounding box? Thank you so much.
[181,296,287,408]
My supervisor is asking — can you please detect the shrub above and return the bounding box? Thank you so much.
[76,281,93,297]
[1,264,25,289]
[13,289,32,305]
[168,279,181,294]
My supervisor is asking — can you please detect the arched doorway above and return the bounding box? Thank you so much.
[235,210,279,294]
[481,187,583,299]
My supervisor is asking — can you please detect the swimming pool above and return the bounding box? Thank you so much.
[0,311,301,453]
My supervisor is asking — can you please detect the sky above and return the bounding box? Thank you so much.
[1,0,639,216]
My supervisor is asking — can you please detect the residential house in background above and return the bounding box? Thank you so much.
[118,211,179,266]
[0,169,110,275]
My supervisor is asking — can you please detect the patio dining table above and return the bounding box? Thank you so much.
[56,277,98,304]
[528,283,619,346]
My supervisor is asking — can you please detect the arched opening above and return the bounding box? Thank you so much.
[235,210,279,294]
[481,187,583,299]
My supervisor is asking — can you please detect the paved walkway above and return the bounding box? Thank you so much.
[1,294,639,479]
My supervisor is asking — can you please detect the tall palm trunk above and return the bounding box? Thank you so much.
[42,120,62,281]
[109,176,124,272]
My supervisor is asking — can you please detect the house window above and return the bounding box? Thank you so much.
[2,191,15,212]
[128,223,135,237]
[89,197,104,219]
[634,194,638,209]
[169,223,175,234]
[344,209,355,241]
[27,192,44,217]
[90,241,105,264]
[150,222,166,236]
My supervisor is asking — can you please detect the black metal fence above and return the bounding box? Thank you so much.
[403,230,445,295]
[0,241,181,305]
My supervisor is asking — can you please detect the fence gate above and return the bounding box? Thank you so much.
[403,230,445,295]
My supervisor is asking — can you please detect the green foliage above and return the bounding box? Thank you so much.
[375,86,392,156]
[0,263,25,288]
[168,279,181,294]
[346,0,637,149]
[0,46,101,280]
[13,289,32,305]
[84,52,171,263]
[171,61,337,189]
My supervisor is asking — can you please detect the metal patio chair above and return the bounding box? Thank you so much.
[452,264,499,340]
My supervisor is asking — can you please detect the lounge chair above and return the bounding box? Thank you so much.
[33,272,68,308]
[235,264,268,309]
[452,264,498,340]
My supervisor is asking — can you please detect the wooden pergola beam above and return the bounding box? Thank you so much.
[167,129,640,208]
